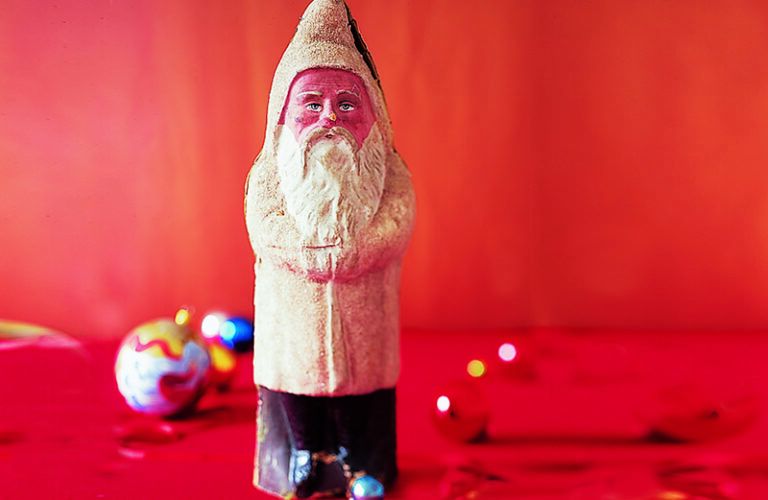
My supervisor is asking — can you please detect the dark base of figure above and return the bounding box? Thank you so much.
[254,386,397,498]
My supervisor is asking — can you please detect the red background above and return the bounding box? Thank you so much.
[3,0,768,337]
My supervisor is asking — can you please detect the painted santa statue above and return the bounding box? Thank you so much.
[244,0,415,498]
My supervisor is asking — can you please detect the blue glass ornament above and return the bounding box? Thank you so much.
[220,316,254,352]
[350,475,385,500]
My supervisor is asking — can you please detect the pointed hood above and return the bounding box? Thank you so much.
[262,0,392,155]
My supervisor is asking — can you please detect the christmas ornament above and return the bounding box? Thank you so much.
[492,340,536,380]
[174,307,192,327]
[466,359,487,378]
[200,312,254,352]
[205,336,238,391]
[175,306,236,390]
[0,319,80,351]
[200,311,228,340]
[433,380,490,443]
[645,384,759,442]
[350,475,385,500]
[220,316,254,352]
[115,318,210,417]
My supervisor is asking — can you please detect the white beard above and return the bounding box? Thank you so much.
[275,123,387,248]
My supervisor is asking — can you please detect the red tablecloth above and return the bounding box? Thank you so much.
[2,329,768,499]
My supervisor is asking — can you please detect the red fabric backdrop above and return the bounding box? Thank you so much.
[2,0,768,337]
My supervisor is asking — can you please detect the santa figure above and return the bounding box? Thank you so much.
[244,0,415,498]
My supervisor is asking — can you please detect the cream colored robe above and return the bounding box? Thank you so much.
[245,0,415,396]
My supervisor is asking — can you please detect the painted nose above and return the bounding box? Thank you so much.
[320,111,337,128]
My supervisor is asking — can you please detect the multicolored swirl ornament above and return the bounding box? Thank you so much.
[115,318,210,417]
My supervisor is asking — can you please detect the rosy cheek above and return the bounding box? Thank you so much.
[339,111,361,124]
[294,113,315,127]
[339,114,371,145]
[289,109,320,137]
[338,112,365,131]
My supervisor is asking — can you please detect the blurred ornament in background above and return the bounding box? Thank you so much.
[115,317,210,417]
[200,311,228,340]
[176,305,236,390]
[466,359,487,378]
[433,380,490,443]
[644,384,759,443]
[0,319,82,351]
[492,340,537,381]
[205,336,237,391]
[220,316,254,352]
[498,342,517,362]
[174,306,194,327]
[200,311,254,352]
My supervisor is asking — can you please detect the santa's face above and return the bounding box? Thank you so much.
[280,68,376,149]
[274,68,386,253]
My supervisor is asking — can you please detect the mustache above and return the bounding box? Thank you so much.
[303,126,357,150]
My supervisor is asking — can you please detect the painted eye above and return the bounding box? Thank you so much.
[305,103,322,112]
[339,102,355,112]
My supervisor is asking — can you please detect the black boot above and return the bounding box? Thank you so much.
[331,389,398,488]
